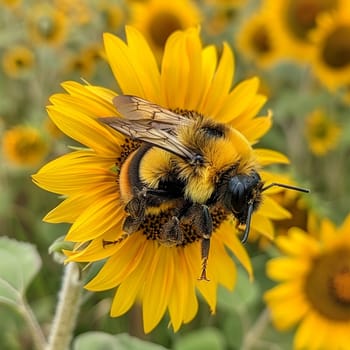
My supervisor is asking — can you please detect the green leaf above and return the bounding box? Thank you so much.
[217,266,260,313]
[0,237,41,297]
[174,327,226,350]
[73,332,169,350]
[0,279,21,306]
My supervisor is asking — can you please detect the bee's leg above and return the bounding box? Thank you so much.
[125,196,146,218]
[185,204,213,280]
[199,238,210,281]
[190,204,213,237]
[159,216,184,246]
[102,232,130,247]
[103,196,146,247]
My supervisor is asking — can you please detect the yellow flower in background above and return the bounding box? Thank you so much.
[249,174,313,246]
[310,4,350,90]
[54,0,92,25]
[33,26,293,333]
[265,215,350,350]
[1,0,21,9]
[305,109,341,156]
[128,0,201,59]
[64,44,102,78]
[2,125,48,167]
[236,10,280,68]
[99,1,125,31]
[262,0,340,63]
[203,0,245,36]
[28,4,68,46]
[1,45,35,79]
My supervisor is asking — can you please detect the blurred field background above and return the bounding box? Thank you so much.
[1,0,350,349]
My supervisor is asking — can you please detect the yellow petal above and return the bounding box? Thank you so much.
[47,106,121,155]
[251,213,275,240]
[142,245,175,333]
[266,257,309,281]
[44,182,118,223]
[33,151,116,195]
[259,195,291,220]
[210,236,237,289]
[110,240,156,317]
[123,26,161,102]
[85,235,148,291]
[183,29,205,110]
[254,148,290,166]
[215,220,253,280]
[217,77,260,122]
[59,82,117,114]
[202,43,234,117]
[235,115,272,143]
[197,45,217,113]
[65,195,123,242]
[104,31,155,98]
[161,30,190,108]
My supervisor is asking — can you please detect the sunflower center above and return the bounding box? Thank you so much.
[311,121,328,139]
[251,25,271,54]
[15,58,25,68]
[286,0,337,40]
[305,248,350,321]
[140,204,228,247]
[148,12,183,49]
[321,25,350,69]
[37,15,58,40]
[332,267,350,303]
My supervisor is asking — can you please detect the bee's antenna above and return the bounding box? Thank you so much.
[241,201,254,244]
[262,183,310,193]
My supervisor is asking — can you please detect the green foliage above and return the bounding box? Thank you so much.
[0,237,41,305]
[73,332,168,350]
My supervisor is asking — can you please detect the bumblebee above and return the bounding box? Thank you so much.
[100,95,309,280]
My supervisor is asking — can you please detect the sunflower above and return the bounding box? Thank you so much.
[310,4,350,90]
[27,3,68,46]
[1,0,21,9]
[264,214,350,350]
[202,0,245,36]
[98,1,125,31]
[1,45,35,79]
[128,0,201,59]
[2,125,48,167]
[236,10,281,68]
[54,0,92,25]
[262,0,341,63]
[305,109,341,156]
[64,44,102,79]
[33,26,293,333]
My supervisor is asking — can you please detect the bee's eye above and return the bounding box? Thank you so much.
[228,177,245,201]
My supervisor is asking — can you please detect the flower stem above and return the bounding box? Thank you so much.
[242,308,270,350]
[20,299,47,350]
[46,262,83,350]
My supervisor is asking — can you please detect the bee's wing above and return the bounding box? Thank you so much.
[113,95,188,126]
[99,95,196,160]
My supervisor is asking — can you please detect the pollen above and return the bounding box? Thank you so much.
[140,204,228,246]
[116,138,141,166]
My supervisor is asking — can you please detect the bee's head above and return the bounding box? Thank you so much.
[227,171,262,212]
[222,170,310,244]
[222,170,263,243]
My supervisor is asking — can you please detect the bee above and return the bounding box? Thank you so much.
[99,95,309,280]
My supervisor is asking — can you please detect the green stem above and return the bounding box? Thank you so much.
[242,308,270,350]
[19,299,47,350]
[46,262,83,350]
